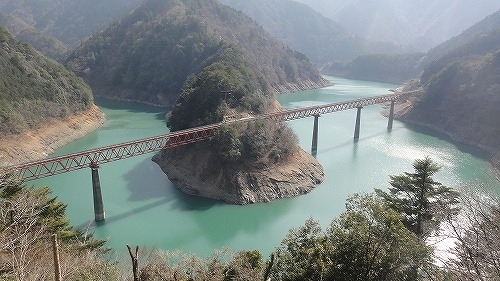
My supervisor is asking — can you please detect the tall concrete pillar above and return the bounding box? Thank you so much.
[387,100,395,131]
[354,107,362,141]
[90,162,105,221]
[311,114,320,155]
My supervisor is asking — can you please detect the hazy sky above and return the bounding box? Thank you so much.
[293,0,500,50]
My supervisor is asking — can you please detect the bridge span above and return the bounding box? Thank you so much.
[0,90,419,220]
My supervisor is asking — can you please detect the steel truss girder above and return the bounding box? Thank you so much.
[1,91,417,181]
[4,124,219,181]
[265,92,412,122]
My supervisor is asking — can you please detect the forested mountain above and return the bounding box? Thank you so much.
[294,0,500,51]
[65,0,328,107]
[0,26,93,135]
[218,0,403,64]
[397,28,500,167]
[0,13,70,62]
[322,52,424,84]
[0,0,143,47]
[0,0,143,61]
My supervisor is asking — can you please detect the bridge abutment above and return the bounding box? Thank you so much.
[90,162,105,221]
[311,114,320,155]
[387,100,395,130]
[354,107,362,141]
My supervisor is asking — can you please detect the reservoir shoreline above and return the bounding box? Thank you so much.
[0,105,106,167]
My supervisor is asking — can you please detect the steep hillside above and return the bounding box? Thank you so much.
[0,26,105,165]
[0,26,94,135]
[0,0,143,48]
[65,0,329,107]
[218,0,403,64]
[396,28,500,169]
[294,0,500,51]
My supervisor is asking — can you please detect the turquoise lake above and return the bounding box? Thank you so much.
[32,76,499,258]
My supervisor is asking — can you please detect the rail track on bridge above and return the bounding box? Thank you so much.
[1,90,419,181]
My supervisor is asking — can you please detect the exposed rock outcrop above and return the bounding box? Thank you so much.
[153,145,324,204]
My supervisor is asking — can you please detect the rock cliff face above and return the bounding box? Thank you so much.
[153,145,324,204]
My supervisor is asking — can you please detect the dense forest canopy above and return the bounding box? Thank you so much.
[167,43,271,131]
[0,26,93,135]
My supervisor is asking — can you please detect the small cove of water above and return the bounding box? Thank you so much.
[32,76,499,258]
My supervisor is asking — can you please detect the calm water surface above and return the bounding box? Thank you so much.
[33,76,499,258]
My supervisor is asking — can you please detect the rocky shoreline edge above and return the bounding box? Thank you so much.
[0,105,106,167]
[153,145,325,204]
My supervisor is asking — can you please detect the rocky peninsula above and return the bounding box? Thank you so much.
[153,144,324,204]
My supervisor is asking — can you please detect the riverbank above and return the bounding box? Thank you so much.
[0,105,106,167]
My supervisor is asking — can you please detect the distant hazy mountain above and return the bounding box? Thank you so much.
[218,0,404,64]
[294,0,500,51]
[322,52,424,84]
[0,0,143,47]
[324,8,500,84]
[65,0,328,107]
[0,26,93,135]
[424,9,500,66]
[0,13,71,62]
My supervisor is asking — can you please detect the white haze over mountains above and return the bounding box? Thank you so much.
[293,0,500,51]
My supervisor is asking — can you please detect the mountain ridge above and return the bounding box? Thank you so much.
[293,0,500,51]
[218,0,404,65]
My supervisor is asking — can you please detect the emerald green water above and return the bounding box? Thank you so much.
[32,76,499,258]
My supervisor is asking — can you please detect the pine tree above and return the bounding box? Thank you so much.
[375,157,459,239]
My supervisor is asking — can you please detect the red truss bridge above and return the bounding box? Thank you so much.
[1,90,419,182]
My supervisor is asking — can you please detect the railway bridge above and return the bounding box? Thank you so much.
[0,90,419,220]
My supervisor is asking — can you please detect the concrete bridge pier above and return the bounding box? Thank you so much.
[387,100,395,131]
[90,162,105,221]
[311,114,320,155]
[354,107,362,141]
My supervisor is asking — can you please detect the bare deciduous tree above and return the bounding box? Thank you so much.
[0,190,50,280]
[443,191,500,280]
